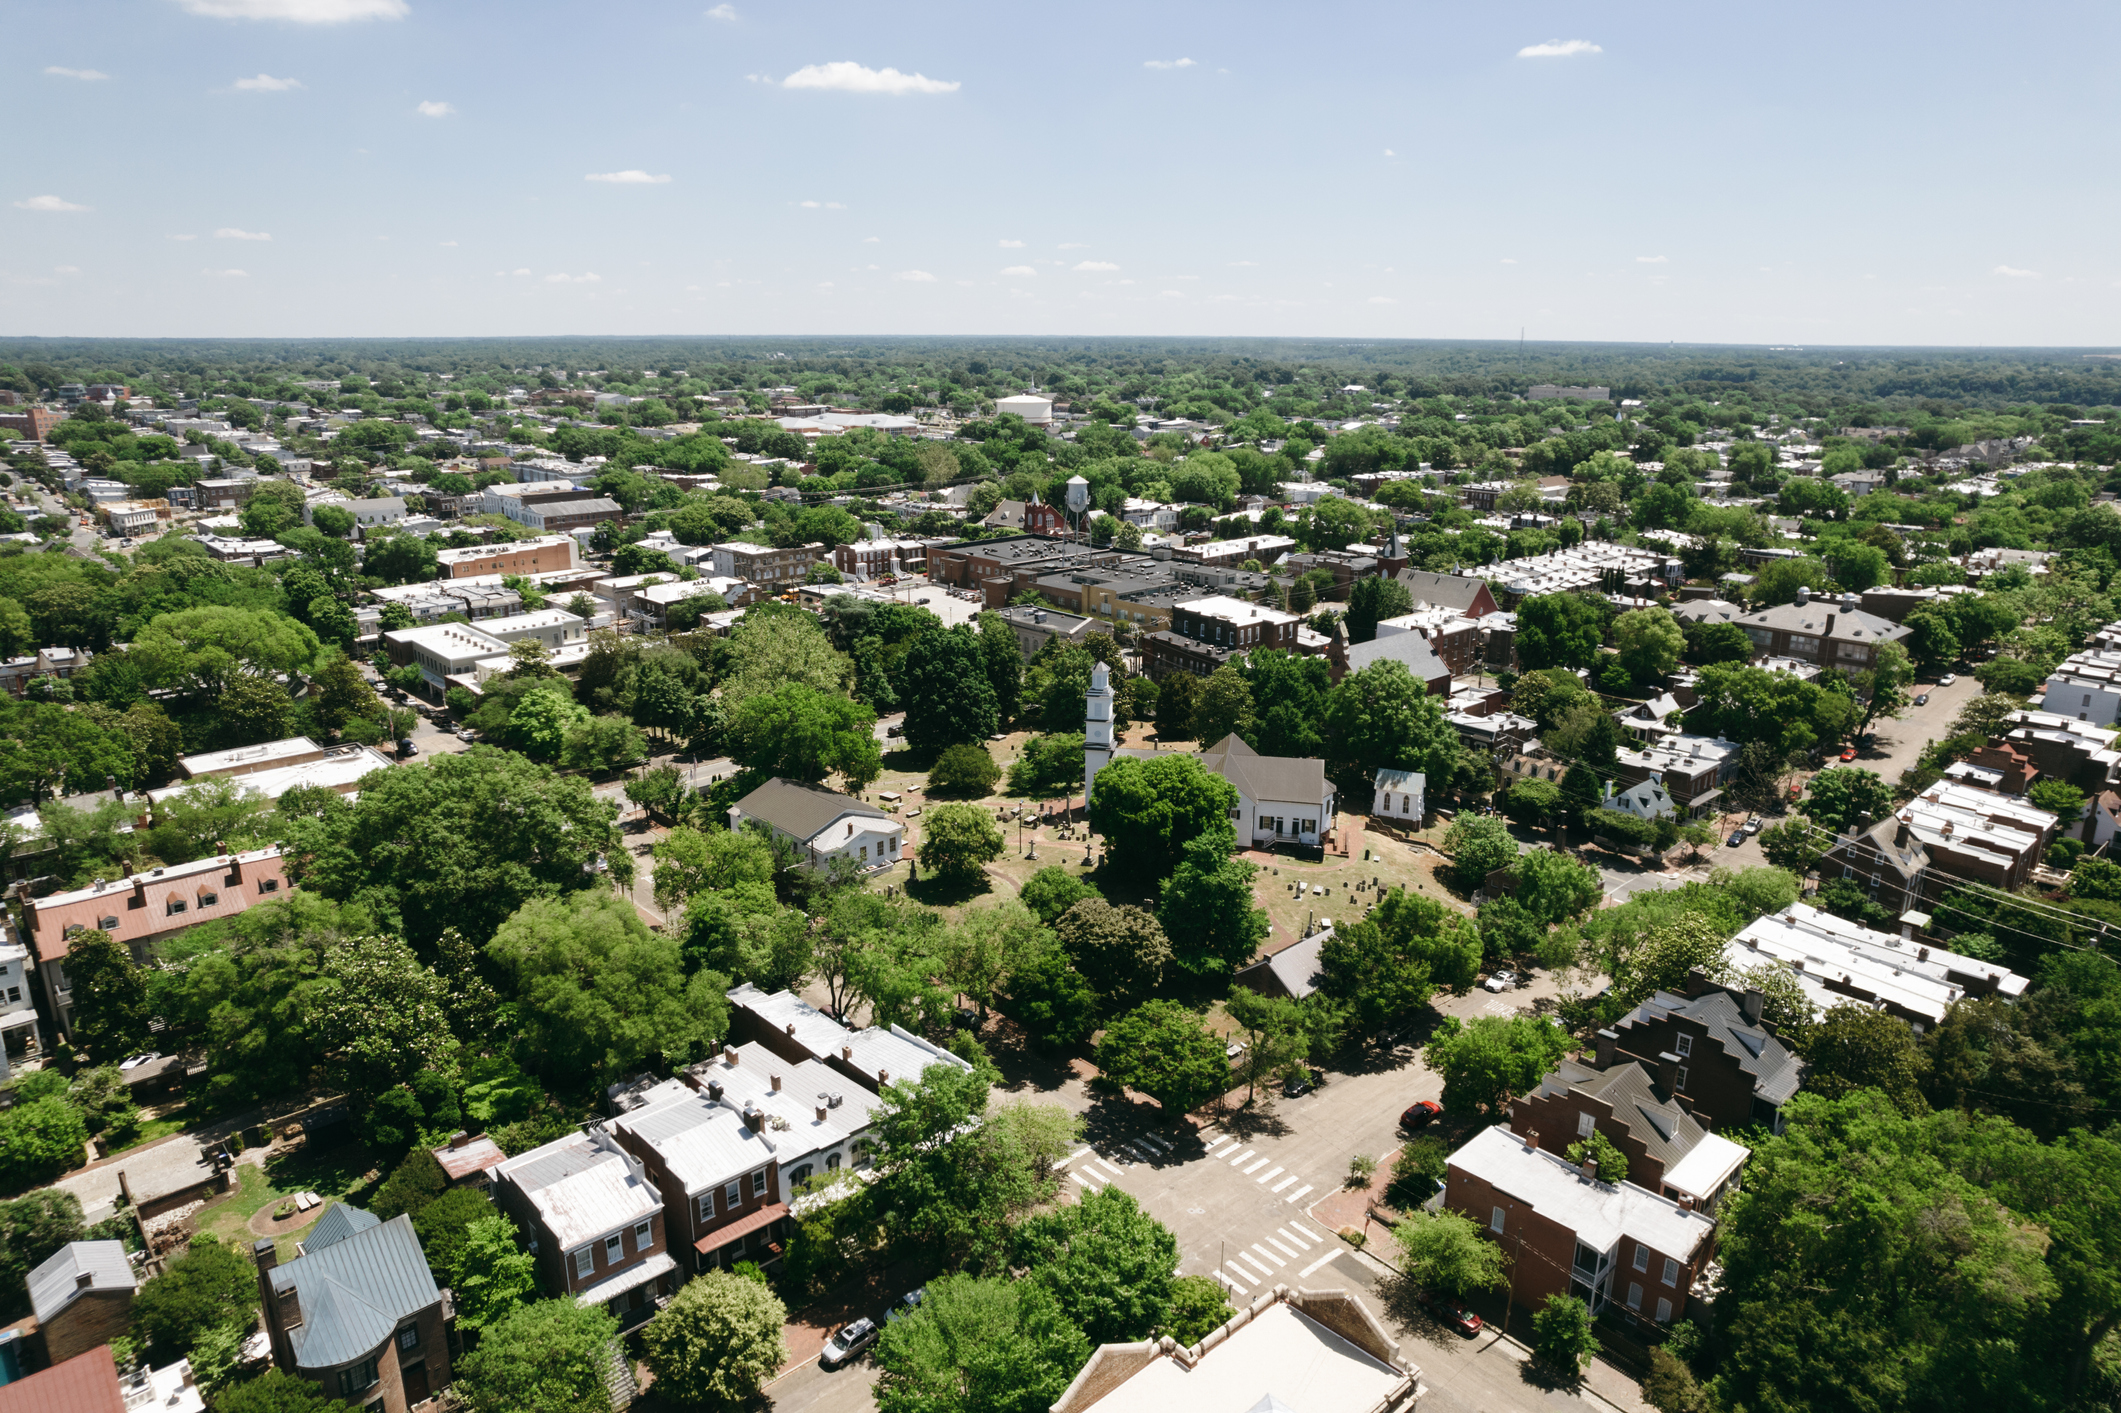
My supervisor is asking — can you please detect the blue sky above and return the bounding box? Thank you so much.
[5,0,2118,345]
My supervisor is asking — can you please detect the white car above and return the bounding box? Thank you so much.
[119,1051,162,1071]
[1482,971,1517,994]
[1939,673,1957,686]
[820,1318,879,1368]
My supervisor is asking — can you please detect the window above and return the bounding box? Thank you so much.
[1490,1206,1506,1234]
[336,1358,379,1397]
[825,1152,842,1170]
[697,1194,714,1224]
[1626,1282,1642,1311]
[1576,1111,1595,1138]
[397,1325,420,1352]
[724,1181,742,1210]
[98,916,118,930]
[571,1246,595,1281]
[261,879,279,893]
[166,898,187,915]
[1633,1245,1650,1272]
[1675,1067,1689,1089]
[1663,1258,1681,1287]
[198,891,218,907]
[790,1163,814,1184]
[604,1234,623,1265]
[1674,1034,1692,1058]
[634,1221,652,1250]
[1655,1297,1672,1323]
[859,845,868,861]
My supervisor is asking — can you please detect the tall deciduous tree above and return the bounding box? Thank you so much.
[1055,899,1170,1010]
[1514,593,1606,671]
[455,1298,620,1413]
[1087,753,1239,882]
[726,683,881,787]
[900,625,1001,753]
[918,802,1006,883]
[1393,1208,1510,1300]
[1424,1014,1571,1119]
[640,1271,788,1411]
[1013,1186,1179,1345]
[1344,574,1414,644]
[874,1273,1091,1413]
[1095,1000,1228,1114]
[1318,888,1484,1036]
[1157,828,1269,977]
[1323,659,1466,803]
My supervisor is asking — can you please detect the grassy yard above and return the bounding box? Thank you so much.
[193,1138,385,1262]
[109,1111,193,1154]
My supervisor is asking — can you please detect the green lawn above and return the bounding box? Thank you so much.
[194,1139,384,1263]
[108,1111,192,1155]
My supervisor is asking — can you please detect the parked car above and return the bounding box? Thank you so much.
[1482,970,1517,994]
[1421,1291,1483,1337]
[821,1318,879,1368]
[1284,1068,1321,1098]
[457,728,478,741]
[1728,831,1747,848]
[1839,747,1857,761]
[119,1052,162,1071]
[1743,815,1763,834]
[396,739,419,759]
[1915,692,1930,706]
[887,1288,926,1323]
[1939,673,1957,686]
[1399,1100,1442,1130]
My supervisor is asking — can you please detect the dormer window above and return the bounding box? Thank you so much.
[198,891,218,908]
[166,898,187,915]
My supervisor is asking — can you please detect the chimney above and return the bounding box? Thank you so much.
[770,1073,782,1092]
[1657,1050,1683,1093]
[877,1068,889,1086]
[784,1022,796,1038]
[1581,1156,1599,1181]
[1594,1028,1618,1069]
[75,1270,95,1291]
[252,1238,278,1275]
[1742,989,1765,1026]
[1895,813,1912,847]
[841,1043,854,1061]
[725,1045,739,1066]
[449,1131,468,1150]
[816,1104,828,1123]
[742,1104,762,1132]
[706,1079,724,1101]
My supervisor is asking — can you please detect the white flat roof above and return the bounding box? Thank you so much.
[1728,902,2028,1025]
[1082,1301,1403,1413]
[179,735,322,777]
[1660,1131,1750,1202]
[1176,594,1299,626]
[1452,1125,1715,1261]
[150,747,394,806]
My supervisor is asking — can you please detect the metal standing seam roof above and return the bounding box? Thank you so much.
[1451,1125,1716,1262]
[0,1345,125,1413]
[728,982,857,1059]
[839,1023,974,1088]
[302,1202,381,1253]
[614,1094,779,1196]
[1199,735,1334,810]
[498,1135,661,1251]
[268,1214,441,1372]
[28,1240,135,1323]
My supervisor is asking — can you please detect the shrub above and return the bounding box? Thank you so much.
[928,742,1001,798]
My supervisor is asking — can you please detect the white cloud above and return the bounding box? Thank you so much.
[174,0,407,20]
[1517,39,1602,58]
[1059,242,1088,250]
[44,66,109,81]
[586,170,671,184]
[14,195,88,212]
[232,73,302,90]
[544,272,601,283]
[1228,260,1257,267]
[1159,289,1184,298]
[1001,265,1037,276]
[1993,264,2041,278]
[704,3,737,18]
[1143,58,1195,70]
[415,100,454,118]
[54,265,80,273]
[799,200,820,208]
[216,227,272,241]
[201,267,248,277]
[781,62,959,95]
[1073,260,1119,272]
[863,236,881,243]
[1368,296,1397,305]
[1636,254,1668,264]
[512,268,530,275]
[998,239,1024,248]
[438,240,457,246]
[1500,258,1517,264]
[1383,148,1396,157]
[894,269,937,282]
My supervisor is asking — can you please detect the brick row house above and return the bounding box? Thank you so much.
[253,1211,454,1412]
[491,1128,674,1330]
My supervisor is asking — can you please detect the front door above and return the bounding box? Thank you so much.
[402,1362,429,1403]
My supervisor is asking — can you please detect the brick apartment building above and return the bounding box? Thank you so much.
[708,541,825,587]
[491,1127,674,1329]
[1140,595,1300,679]
[434,535,579,580]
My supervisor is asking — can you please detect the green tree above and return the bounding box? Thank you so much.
[130,606,319,700]
[131,1235,259,1360]
[455,1298,620,1413]
[210,1371,357,1413]
[1758,819,1822,874]
[1443,813,1519,891]
[976,612,1024,724]
[485,892,730,1083]
[918,802,1006,883]
[1612,606,1685,683]
[370,1148,449,1222]
[937,900,1049,1023]
[1057,899,1170,1009]
[1802,767,1891,834]
[727,683,881,787]
[1015,1185,1178,1344]
[1159,1275,1234,1347]
[1008,733,1084,799]
[1425,1014,1571,1119]
[900,625,1001,753]
[454,1215,539,1333]
[1017,865,1100,926]
[60,928,150,1063]
[1323,659,1465,804]
[929,742,1001,798]
[2029,779,2086,825]
[874,1273,1091,1413]
[309,654,380,734]
[0,1097,89,1191]
[1564,1128,1630,1185]
[412,1185,497,1289]
[1157,828,1268,978]
[1318,888,1484,1037]
[1005,949,1099,1050]
[1190,664,1254,747]
[1642,1346,1709,1413]
[1393,1208,1510,1299]
[641,1270,788,1411]
[1531,1293,1597,1378]
[1087,752,1239,882]
[1344,574,1414,644]
[0,1189,86,1321]
[1803,1001,1929,1114]
[652,825,777,910]
[1223,986,1314,1101]
[1514,848,1603,925]
[1095,1000,1229,1114]
[1515,593,1606,671]
[1610,913,1731,1008]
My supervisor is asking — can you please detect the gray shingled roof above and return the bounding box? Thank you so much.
[1568,1061,1708,1173]
[731,777,887,843]
[269,1214,440,1371]
[1199,735,1332,809]
[303,1202,381,1253]
[1390,570,1490,614]
[1733,601,1910,643]
[28,1240,133,1323]
[1622,989,1804,1107]
[1343,630,1448,682]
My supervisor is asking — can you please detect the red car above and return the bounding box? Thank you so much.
[1399,1100,1442,1130]
[1840,747,1857,761]
[1422,1291,1483,1337]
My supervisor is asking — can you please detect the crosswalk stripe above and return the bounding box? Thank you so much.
[1269,1174,1299,1193]
[1235,1252,1275,1280]
[1254,1165,1284,1184]
[1292,1219,1325,1241]
[1251,1243,1286,1268]
[1125,1143,1156,1163]
[1141,1134,1174,1152]
[1265,1236,1300,1259]
[1299,1249,1344,1278]
[1277,1226,1313,1249]
[1228,1148,1255,1166]
[1206,1138,1237,1157]
[1093,1157,1125,1178]
[1212,1268,1248,1292]
[1284,1184,1314,1204]
[1066,1147,1094,1164]
[1073,1170,1102,1189]
[1241,1156,1271,1175]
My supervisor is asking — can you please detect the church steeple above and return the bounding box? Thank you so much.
[1083,659,1115,801]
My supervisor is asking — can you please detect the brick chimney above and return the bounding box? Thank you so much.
[815,1103,828,1123]
[1580,1156,1599,1181]
[770,1073,782,1092]
[1657,1050,1683,1093]
[1594,1029,1618,1069]
[724,1045,738,1066]
[1741,989,1765,1026]
[841,1043,854,1061]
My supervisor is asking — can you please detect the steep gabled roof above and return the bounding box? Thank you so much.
[1199,735,1332,808]
[302,1201,381,1253]
[268,1213,440,1372]
[28,1240,134,1323]
[730,777,889,844]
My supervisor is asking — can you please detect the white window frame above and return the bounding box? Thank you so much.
[604,1233,623,1265]
[634,1220,652,1250]
[1626,1281,1642,1311]
[1577,1111,1596,1138]
[1490,1206,1506,1234]
[1674,1033,1692,1057]
[1633,1245,1650,1272]
[723,1180,742,1210]
[1656,1297,1673,1323]
[1663,1257,1681,1287]
[1676,1066,1690,1089]
[750,1170,767,1198]
[697,1193,714,1224]
[570,1245,595,1281]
